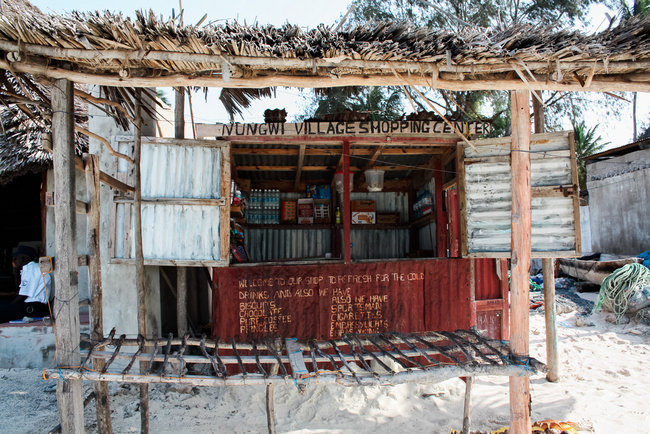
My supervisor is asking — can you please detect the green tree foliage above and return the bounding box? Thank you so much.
[305,86,403,121]
[319,0,617,137]
[639,118,650,140]
[572,119,609,190]
[349,0,596,29]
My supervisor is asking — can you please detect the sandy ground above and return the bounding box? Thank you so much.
[1,292,649,434]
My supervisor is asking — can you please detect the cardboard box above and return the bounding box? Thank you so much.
[297,198,314,224]
[376,213,400,225]
[352,211,376,224]
[281,200,297,224]
[351,200,375,212]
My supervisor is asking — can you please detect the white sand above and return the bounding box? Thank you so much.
[2,299,649,433]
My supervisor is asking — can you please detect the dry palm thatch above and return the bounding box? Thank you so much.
[0,0,647,92]
[0,0,649,184]
[0,70,90,184]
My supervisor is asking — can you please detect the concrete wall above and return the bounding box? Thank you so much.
[579,205,592,254]
[88,86,161,336]
[587,148,650,255]
[45,169,90,302]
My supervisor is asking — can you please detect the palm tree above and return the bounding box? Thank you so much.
[350,87,403,121]
[572,120,609,191]
[310,86,403,121]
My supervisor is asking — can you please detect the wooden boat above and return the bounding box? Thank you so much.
[558,254,642,285]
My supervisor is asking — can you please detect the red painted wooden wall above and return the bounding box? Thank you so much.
[213,258,507,341]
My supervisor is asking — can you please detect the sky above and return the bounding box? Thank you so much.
[29,0,650,147]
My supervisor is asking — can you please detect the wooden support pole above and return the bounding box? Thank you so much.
[294,144,306,190]
[509,89,532,433]
[175,88,185,140]
[343,140,351,264]
[462,376,474,434]
[175,87,188,336]
[266,357,280,434]
[533,90,560,383]
[84,154,113,434]
[434,158,447,257]
[133,90,150,434]
[52,77,85,433]
[543,258,559,382]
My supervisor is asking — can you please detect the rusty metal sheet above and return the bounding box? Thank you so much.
[474,258,503,301]
[214,259,484,340]
[462,131,579,257]
[423,259,474,332]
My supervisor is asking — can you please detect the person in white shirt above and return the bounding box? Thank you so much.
[0,246,51,323]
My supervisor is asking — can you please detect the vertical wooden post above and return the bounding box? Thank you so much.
[175,88,185,140]
[52,78,84,433]
[543,258,558,381]
[343,140,351,264]
[175,88,188,335]
[84,154,113,434]
[219,142,232,265]
[434,158,447,257]
[462,376,474,434]
[509,89,532,433]
[533,91,560,382]
[133,91,150,434]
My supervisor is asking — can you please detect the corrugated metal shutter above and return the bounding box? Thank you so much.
[111,137,230,266]
[460,131,580,258]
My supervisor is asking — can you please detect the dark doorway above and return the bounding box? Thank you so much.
[0,173,44,293]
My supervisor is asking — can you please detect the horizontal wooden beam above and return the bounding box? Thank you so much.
[98,171,135,193]
[75,157,135,192]
[113,197,227,206]
[231,147,445,156]
[110,258,228,267]
[240,178,410,192]
[45,193,88,214]
[467,250,578,259]
[222,135,459,145]
[3,59,649,92]
[236,165,428,172]
[0,39,647,77]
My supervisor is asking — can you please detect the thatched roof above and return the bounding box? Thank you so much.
[0,103,88,185]
[0,1,649,92]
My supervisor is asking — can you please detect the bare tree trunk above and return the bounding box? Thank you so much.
[633,92,638,142]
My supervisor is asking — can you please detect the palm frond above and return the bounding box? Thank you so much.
[218,88,276,122]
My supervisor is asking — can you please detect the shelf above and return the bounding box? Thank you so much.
[334,224,409,230]
[243,223,409,230]
[244,223,333,230]
[410,213,435,229]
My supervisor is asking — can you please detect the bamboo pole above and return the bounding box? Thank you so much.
[509,90,532,433]
[133,90,150,434]
[533,91,560,383]
[51,77,85,434]
[2,59,649,93]
[0,40,647,76]
[84,154,113,434]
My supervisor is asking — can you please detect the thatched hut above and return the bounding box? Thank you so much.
[0,0,649,432]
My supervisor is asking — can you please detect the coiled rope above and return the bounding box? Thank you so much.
[596,263,650,322]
